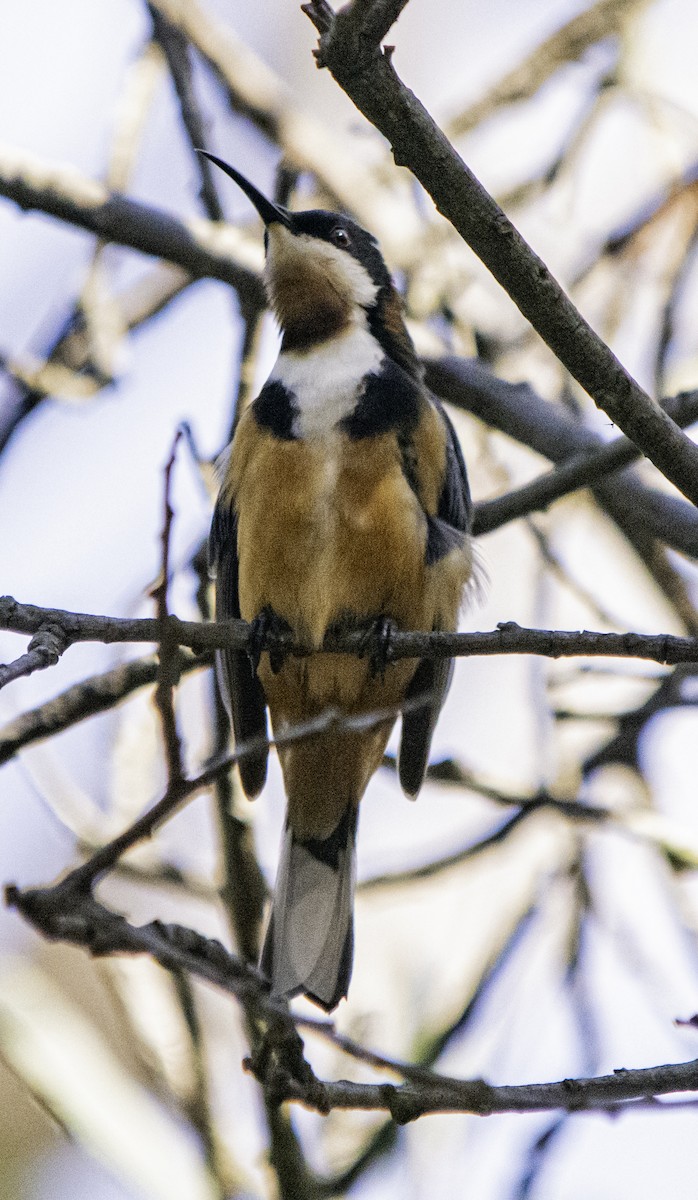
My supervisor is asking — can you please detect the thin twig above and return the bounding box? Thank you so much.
[0,651,207,766]
[151,430,185,789]
[55,694,436,892]
[148,5,224,222]
[0,626,66,691]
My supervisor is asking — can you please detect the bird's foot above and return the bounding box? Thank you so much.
[358,615,398,681]
[248,606,292,674]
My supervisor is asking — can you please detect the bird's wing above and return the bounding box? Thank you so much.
[399,396,472,797]
[209,495,269,798]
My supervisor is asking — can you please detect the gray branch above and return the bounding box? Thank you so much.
[2,597,698,668]
[0,149,263,302]
[0,626,67,690]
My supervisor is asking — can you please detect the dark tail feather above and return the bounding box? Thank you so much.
[399,655,454,797]
[260,806,357,1011]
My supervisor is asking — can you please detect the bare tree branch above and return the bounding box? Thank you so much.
[148,5,224,222]
[303,1,698,507]
[326,0,411,53]
[427,359,698,557]
[6,876,698,1120]
[146,0,421,257]
[0,146,264,301]
[446,0,644,139]
[0,651,207,766]
[0,626,67,691]
[151,431,186,789]
[2,597,698,666]
[473,387,698,537]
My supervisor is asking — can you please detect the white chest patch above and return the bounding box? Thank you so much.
[270,322,384,439]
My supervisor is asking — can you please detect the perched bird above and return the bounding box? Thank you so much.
[202,151,474,1011]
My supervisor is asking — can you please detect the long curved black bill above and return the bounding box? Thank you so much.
[196,150,291,228]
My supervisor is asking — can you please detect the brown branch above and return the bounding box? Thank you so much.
[254,1055,698,1120]
[303,2,698,507]
[55,697,433,894]
[327,0,411,53]
[474,389,698,537]
[5,879,270,1010]
[170,971,229,1197]
[0,266,189,458]
[358,793,612,894]
[359,807,534,892]
[2,597,698,667]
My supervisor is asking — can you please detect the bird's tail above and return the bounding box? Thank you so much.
[260,805,358,1011]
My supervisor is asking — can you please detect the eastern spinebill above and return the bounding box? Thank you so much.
[202,150,475,1011]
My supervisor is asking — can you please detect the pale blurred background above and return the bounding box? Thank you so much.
[2,0,698,1197]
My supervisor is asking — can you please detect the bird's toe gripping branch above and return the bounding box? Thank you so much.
[359,614,398,680]
[247,606,293,675]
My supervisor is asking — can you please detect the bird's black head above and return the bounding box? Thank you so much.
[199,151,420,373]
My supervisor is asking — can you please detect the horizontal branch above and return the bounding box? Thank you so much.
[2,597,698,667]
[304,2,698,507]
[0,145,264,302]
[272,1054,698,1120]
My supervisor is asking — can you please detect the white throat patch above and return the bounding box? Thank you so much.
[271,322,384,439]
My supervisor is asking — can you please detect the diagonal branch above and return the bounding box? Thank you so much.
[471,387,698,538]
[0,651,207,766]
[302,1,698,507]
[148,5,224,222]
[446,0,644,139]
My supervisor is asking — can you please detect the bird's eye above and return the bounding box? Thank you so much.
[330,226,351,248]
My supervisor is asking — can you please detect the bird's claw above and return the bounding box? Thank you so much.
[248,607,291,674]
[359,615,397,681]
